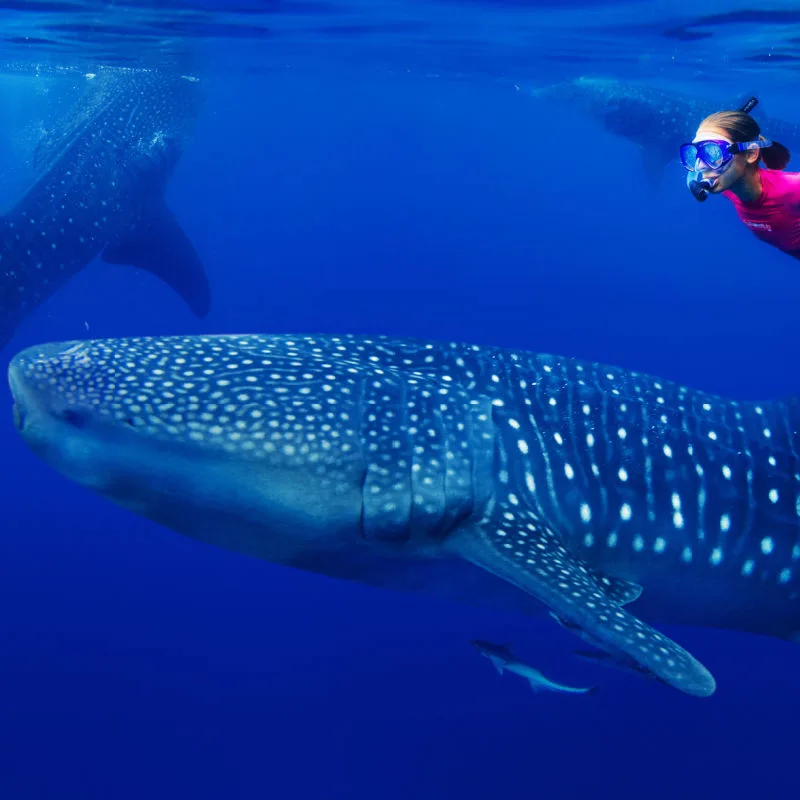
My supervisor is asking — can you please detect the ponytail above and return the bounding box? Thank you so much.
[761,138,791,170]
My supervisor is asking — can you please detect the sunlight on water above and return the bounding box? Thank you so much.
[0,0,798,86]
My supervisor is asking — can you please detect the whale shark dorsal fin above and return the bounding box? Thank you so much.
[101,197,211,319]
[453,512,717,698]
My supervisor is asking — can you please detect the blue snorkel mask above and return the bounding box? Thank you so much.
[682,96,770,202]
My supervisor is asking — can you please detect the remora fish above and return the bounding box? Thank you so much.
[0,67,211,352]
[8,333,800,697]
[472,640,597,694]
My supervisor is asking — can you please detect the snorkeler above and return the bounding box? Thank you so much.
[680,98,800,261]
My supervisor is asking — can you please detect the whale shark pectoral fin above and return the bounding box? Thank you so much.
[101,198,211,318]
[453,517,716,698]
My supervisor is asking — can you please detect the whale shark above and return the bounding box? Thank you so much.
[527,77,800,186]
[7,333,800,697]
[0,67,211,353]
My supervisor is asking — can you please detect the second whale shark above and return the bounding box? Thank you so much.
[0,67,211,353]
[7,333,800,697]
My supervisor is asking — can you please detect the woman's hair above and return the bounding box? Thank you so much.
[699,110,791,170]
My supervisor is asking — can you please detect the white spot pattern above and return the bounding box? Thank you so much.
[11,331,798,692]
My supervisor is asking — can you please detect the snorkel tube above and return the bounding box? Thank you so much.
[739,96,759,115]
[687,95,759,202]
[687,171,712,202]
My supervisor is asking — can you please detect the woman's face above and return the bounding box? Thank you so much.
[690,124,757,193]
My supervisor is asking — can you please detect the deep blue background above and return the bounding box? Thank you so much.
[1,66,799,798]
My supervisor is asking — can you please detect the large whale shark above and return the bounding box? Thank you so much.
[0,67,211,353]
[528,77,800,186]
[8,333,800,697]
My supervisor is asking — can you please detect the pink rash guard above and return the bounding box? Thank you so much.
[723,168,800,260]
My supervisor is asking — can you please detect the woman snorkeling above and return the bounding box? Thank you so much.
[680,100,800,261]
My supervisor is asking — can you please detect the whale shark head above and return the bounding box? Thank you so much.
[8,334,493,564]
[8,336,376,563]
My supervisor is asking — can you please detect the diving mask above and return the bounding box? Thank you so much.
[679,138,772,172]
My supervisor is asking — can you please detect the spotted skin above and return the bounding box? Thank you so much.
[0,67,210,352]
[8,334,800,696]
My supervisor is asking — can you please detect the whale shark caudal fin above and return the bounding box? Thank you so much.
[101,197,211,318]
[450,510,716,698]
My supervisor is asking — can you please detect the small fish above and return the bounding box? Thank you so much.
[471,640,597,695]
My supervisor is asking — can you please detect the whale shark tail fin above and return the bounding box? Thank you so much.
[101,196,211,319]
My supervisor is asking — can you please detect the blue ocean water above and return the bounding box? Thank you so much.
[1,2,799,797]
